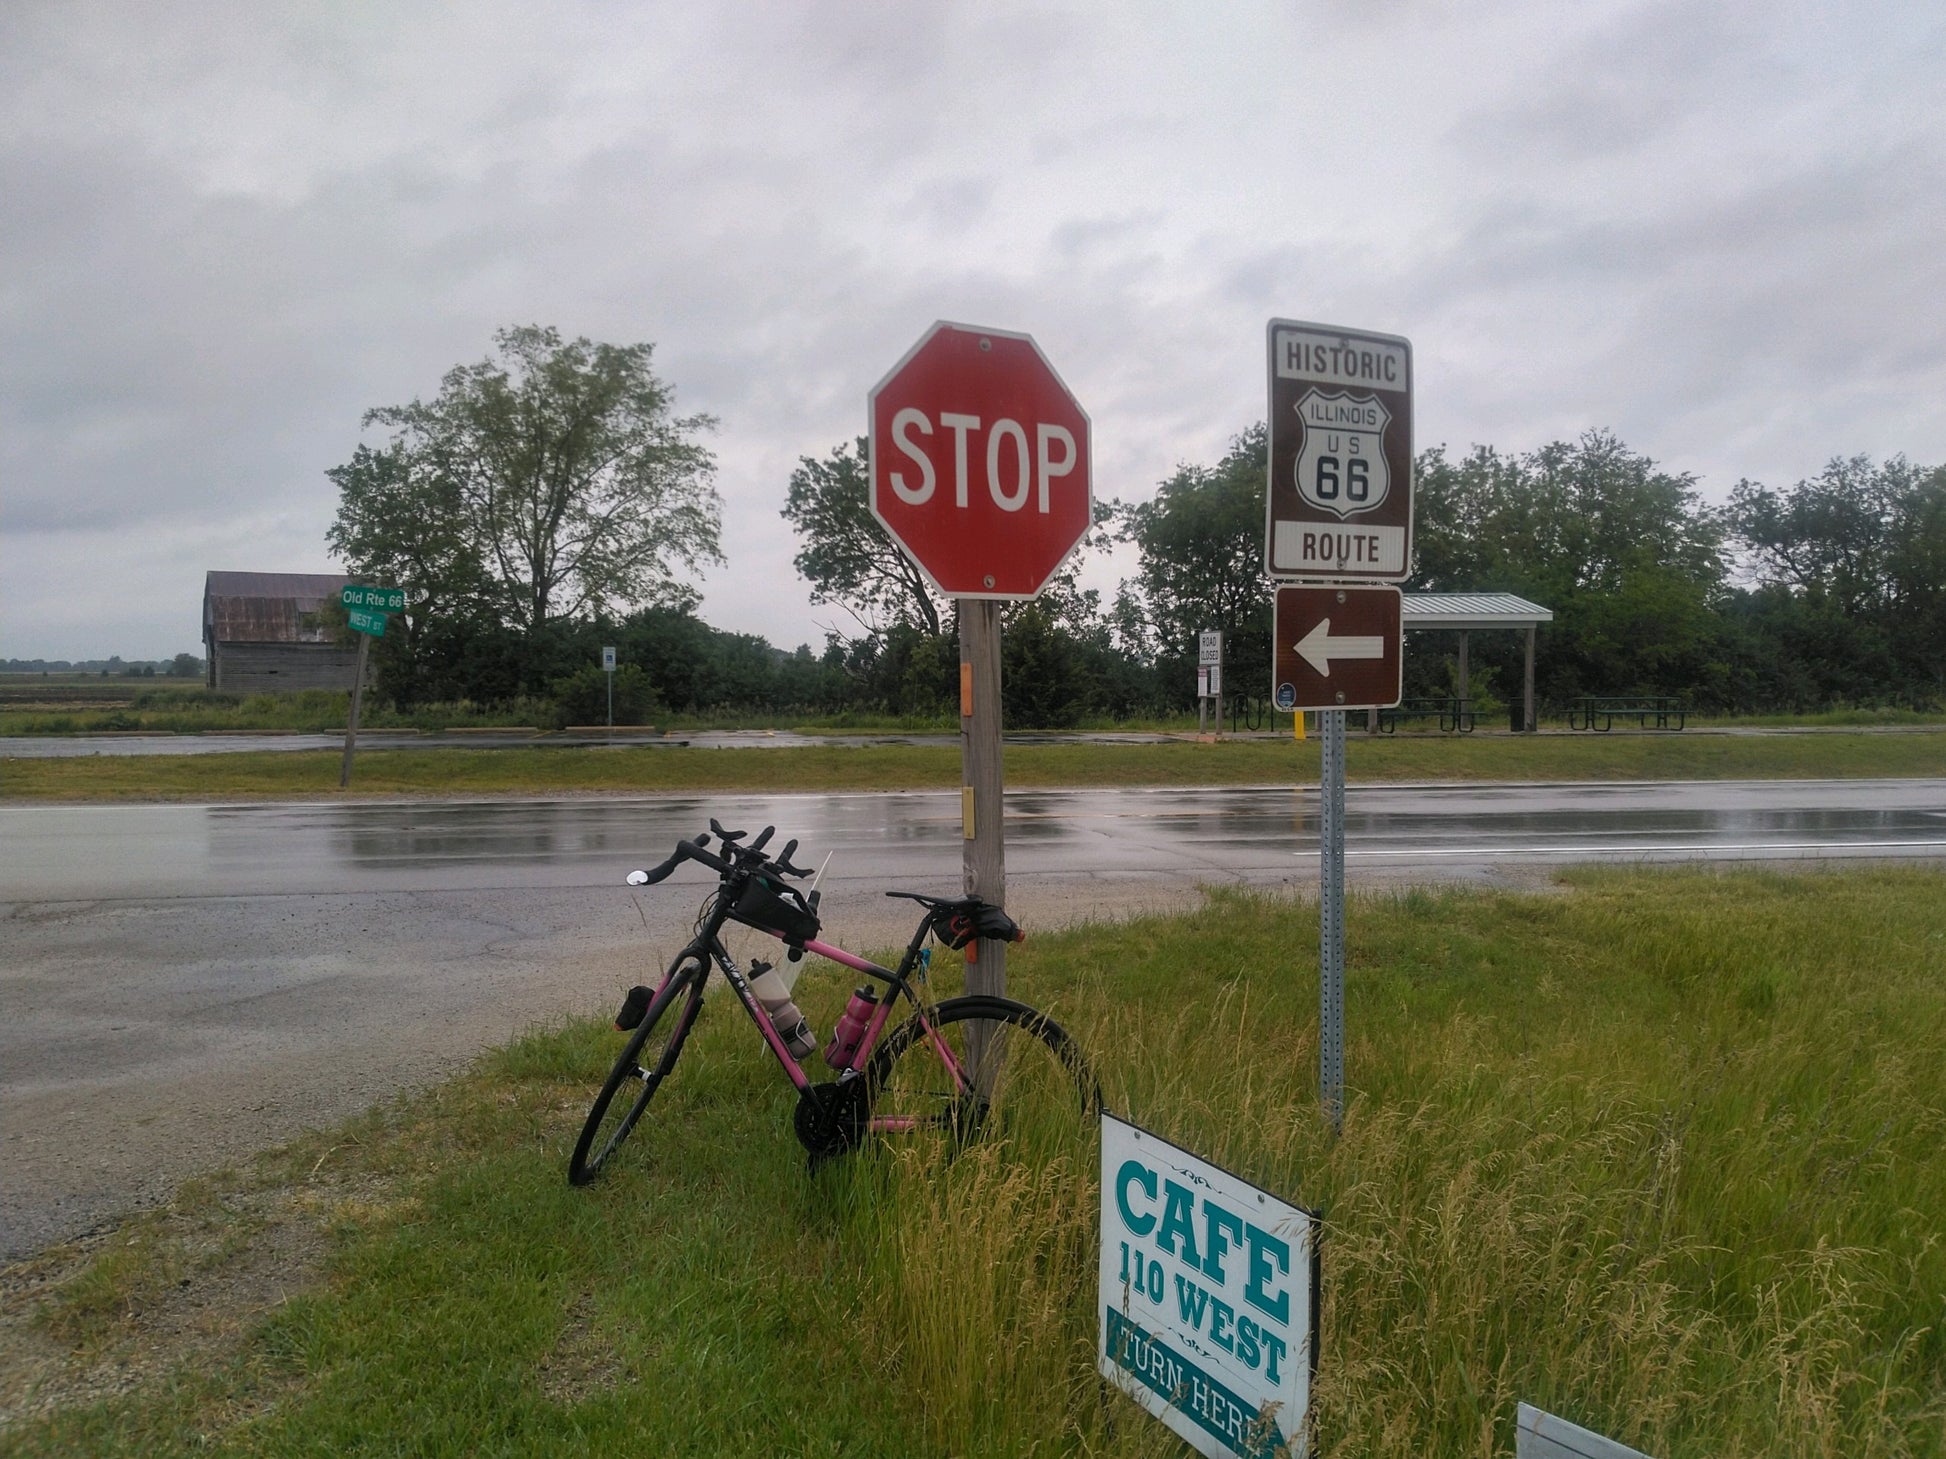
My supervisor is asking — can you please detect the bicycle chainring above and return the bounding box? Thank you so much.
[793,1077,871,1162]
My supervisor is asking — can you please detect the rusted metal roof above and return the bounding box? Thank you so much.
[204,571,352,644]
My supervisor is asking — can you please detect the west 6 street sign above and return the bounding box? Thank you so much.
[1265,320,1412,583]
[1272,584,1403,714]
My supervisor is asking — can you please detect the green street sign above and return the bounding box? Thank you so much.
[342,584,405,613]
[347,606,387,637]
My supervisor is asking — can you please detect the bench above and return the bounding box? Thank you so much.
[1567,696,1687,731]
[1375,696,1474,733]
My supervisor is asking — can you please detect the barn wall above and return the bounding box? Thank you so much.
[212,642,364,694]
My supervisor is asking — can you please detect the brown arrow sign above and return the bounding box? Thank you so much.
[1272,583,1403,712]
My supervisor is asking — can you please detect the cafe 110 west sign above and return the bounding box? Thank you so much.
[1100,1114,1319,1459]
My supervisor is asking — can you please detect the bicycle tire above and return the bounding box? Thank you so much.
[866,995,1099,1155]
[567,960,706,1186]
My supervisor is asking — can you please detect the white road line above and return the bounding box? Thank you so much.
[1337,838,1946,858]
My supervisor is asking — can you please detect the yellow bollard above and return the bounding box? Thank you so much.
[1293,711,1306,741]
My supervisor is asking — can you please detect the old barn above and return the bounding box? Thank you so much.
[202,571,364,693]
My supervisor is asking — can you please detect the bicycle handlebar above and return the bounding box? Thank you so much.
[626,835,726,887]
[626,824,811,888]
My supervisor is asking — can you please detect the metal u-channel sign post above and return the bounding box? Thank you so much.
[1265,318,1414,1135]
[1318,707,1347,1129]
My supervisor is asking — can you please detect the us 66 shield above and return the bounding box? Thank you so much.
[1264,320,1413,583]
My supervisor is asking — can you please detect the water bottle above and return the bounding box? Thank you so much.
[824,985,880,1070]
[748,960,818,1060]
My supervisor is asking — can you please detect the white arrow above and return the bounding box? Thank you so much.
[1295,618,1385,677]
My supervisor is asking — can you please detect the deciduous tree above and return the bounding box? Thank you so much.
[781,436,945,640]
[332,326,723,640]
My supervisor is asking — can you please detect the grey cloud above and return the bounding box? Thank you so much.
[1455,0,1766,163]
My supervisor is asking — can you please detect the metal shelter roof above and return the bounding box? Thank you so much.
[1401,592,1553,629]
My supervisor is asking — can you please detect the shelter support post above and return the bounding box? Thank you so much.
[1457,630,1470,702]
[1522,624,1537,732]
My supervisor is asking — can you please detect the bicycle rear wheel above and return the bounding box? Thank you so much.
[568,959,706,1186]
[866,995,1098,1158]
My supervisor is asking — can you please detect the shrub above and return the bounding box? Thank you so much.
[548,664,653,726]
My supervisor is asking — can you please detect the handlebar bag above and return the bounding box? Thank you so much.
[730,874,821,944]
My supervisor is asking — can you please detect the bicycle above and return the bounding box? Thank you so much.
[567,819,1100,1186]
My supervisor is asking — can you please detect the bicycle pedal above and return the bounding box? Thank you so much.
[614,985,651,1031]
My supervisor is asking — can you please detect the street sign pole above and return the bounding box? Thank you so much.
[869,320,1093,1016]
[340,632,369,789]
[1198,629,1223,739]
[338,584,402,789]
[961,600,1005,990]
[961,598,1005,1083]
[1319,708,1346,1133]
[1264,319,1414,1137]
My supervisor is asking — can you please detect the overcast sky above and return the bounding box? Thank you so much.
[4,1,1942,661]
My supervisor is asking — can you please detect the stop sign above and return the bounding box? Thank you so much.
[869,321,1092,599]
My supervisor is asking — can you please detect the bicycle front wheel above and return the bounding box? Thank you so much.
[866,995,1099,1157]
[567,960,706,1186]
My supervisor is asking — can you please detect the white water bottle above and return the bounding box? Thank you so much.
[748,959,818,1060]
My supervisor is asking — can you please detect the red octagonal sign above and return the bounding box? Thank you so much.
[870,321,1092,600]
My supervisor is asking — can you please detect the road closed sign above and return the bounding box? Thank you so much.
[1099,1113,1318,1458]
[1265,320,1413,583]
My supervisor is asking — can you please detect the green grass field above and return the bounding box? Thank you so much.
[8,865,1943,1456]
[5,728,1946,802]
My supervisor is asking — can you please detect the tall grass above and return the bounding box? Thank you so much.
[829,868,1946,1456]
[7,867,1944,1455]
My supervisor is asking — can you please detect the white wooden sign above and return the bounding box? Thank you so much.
[1099,1113,1317,1458]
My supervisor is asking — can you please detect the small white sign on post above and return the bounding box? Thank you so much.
[1199,630,1223,666]
[1099,1113,1318,1458]
[601,646,616,672]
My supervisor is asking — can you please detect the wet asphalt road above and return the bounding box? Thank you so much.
[6,779,1946,901]
[4,778,1944,1260]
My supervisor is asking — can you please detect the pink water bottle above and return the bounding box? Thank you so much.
[824,985,880,1069]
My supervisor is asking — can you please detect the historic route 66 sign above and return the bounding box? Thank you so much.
[1266,320,1413,583]
[1294,390,1391,518]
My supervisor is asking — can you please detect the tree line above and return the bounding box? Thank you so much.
[328,327,1946,725]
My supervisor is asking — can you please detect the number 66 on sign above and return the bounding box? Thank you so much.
[1264,320,1413,583]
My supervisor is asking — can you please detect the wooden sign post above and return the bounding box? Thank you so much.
[868,321,1093,999]
[960,599,1006,998]
[338,585,403,789]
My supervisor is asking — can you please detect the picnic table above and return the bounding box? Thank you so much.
[1375,696,1475,733]
[1566,696,1687,731]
